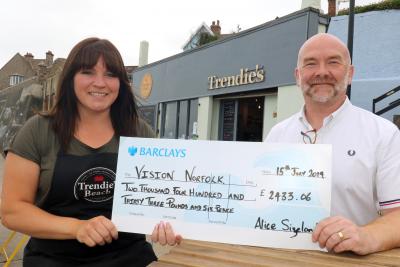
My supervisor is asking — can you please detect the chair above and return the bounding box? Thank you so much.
[0,231,28,267]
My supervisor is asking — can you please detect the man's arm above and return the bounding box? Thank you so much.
[312,207,400,255]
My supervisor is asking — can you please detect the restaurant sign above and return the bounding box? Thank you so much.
[208,65,265,90]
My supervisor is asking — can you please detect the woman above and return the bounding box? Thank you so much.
[1,38,180,266]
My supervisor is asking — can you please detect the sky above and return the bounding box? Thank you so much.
[0,0,381,68]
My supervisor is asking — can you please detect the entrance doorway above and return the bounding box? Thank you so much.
[219,96,264,141]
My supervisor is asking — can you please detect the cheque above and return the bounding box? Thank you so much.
[112,137,332,250]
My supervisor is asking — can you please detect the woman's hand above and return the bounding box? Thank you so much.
[75,216,118,247]
[151,221,182,246]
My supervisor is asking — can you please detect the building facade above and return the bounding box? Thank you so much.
[0,51,65,153]
[132,8,329,141]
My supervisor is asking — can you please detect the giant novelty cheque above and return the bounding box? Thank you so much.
[111,138,332,250]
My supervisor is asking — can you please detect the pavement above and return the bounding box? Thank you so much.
[0,156,170,266]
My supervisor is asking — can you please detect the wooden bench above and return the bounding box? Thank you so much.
[149,240,400,267]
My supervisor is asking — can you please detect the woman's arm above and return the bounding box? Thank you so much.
[1,152,117,246]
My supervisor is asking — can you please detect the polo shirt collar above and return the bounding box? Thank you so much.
[297,97,352,129]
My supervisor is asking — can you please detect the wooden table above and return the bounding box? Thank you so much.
[149,240,400,267]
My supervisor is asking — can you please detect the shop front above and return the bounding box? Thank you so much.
[132,8,329,141]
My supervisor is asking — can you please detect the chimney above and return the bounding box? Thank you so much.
[210,20,221,36]
[38,61,47,83]
[45,50,54,65]
[328,0,336,16]
[24,52,34,63]
[138,40,149,67]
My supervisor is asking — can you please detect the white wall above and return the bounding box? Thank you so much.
[210,99,220,140]
[197,96,213,140]
[263,94,278,140]
[318,24,327,33]
[276,85,304,123]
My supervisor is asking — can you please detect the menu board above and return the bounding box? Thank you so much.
[222,100,235,141]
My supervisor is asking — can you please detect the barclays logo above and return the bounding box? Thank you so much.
[127,145,186,158]
[128,146,138,156]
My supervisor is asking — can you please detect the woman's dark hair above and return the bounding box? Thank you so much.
[44,37,139,151]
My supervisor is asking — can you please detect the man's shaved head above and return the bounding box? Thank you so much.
[297,33,351,67]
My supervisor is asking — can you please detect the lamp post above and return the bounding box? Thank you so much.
[346,0,355,99]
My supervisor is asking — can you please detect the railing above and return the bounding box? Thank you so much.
[373,85,400,115]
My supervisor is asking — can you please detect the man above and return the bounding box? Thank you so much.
[266,33,400,255]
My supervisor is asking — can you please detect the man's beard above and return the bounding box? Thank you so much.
[302,76,348,103]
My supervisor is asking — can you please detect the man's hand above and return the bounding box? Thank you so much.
[312,216,374,255]
[151,221,182,246]
[75,216,118,247]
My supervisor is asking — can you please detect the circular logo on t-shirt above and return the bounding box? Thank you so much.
[74,167,115,202]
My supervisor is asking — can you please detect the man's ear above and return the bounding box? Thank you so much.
[347,65,354,85]
[294,68,300,86]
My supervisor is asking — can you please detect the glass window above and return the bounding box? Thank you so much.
[178,100,189,139]
[188,99,198,139]
[160,99,198,139]
[9,75,24,86]
[219,97,264,142]
[161,102,177,139]
[236,97,264,142]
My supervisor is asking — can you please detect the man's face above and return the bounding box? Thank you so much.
[295,35,354,104]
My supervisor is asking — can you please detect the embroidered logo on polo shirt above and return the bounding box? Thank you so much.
[347,150,356,156]
[74,167,115,202]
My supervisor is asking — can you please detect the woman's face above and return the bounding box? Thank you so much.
[73,56,120,116]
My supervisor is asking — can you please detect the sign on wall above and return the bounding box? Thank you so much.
[140,73,153,99]
[208,65,265,90]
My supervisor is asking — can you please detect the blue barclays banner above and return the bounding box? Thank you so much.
[112,138,332,250]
